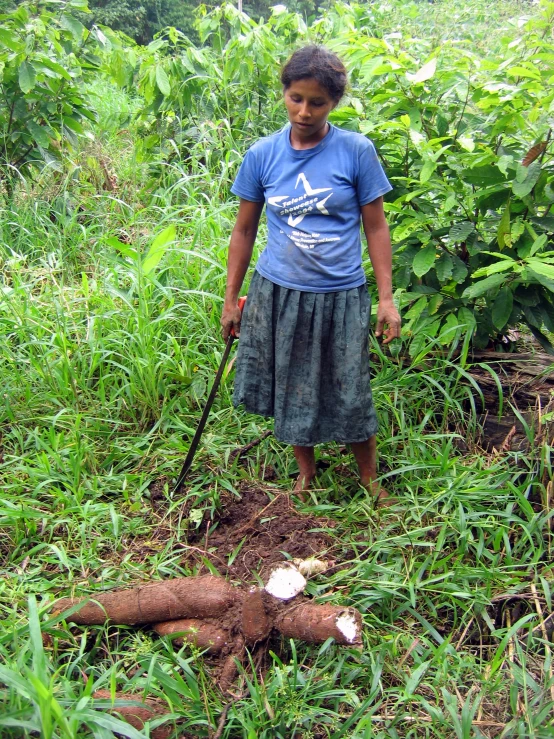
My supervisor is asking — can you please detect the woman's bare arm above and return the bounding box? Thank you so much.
[361,198,401,345]
[221,198,264,340]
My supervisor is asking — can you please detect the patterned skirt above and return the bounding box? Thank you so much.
[233,270,378,446]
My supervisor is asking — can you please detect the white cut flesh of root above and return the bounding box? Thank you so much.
[336,611,359,644]
[264,564,307,600]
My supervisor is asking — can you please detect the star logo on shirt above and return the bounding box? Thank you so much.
[268,173,334,228]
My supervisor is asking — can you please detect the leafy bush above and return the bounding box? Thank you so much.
[331,1,554,351]
[0,0,109,197]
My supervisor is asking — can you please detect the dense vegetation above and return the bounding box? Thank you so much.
[1,0,554,736]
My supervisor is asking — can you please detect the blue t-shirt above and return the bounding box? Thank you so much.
[231,123,392,292]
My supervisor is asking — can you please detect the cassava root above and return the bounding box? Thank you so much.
[153,619,229,654]
[54,575,362,648]
[275,603,363,646]
[93,690,172,739]
[54,575,237,625]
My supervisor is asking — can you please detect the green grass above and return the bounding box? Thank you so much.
[1,178,553,736]
[1,0,554,737]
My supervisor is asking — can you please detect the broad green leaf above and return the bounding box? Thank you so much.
[451,256,468,283]
[412,244,436,277]
[529,326,554,356]
[458,136,475,152]
[442,194,456,213]
[462,166,507,186]
[458,307,476,331]
[526,268,554,292]
[62,125,78,148]
[439,313,460,344]
[37,58,72,81]
[0,28,22,52]
[526,259,554,280]
[492,287,513,330]
[360,56,385,81]
[515,284,540,306]
[18,61,36,93]
[449,221,474,243]
[26,120,51,148]
[82,51,102,68]
[462,273,506,299]
[506,66,541,80]
[60,13,85,41]
[408,319,440,358]
[419,160,436,184]
[407,58,437,84]
[473,259,516,278]
[541,302,554,333]
[530,234,547,256]
[63,116,84,134]
[523,304,543,329]
[435,252,453,283]
[530,215,554,233]
[156,66,171,96]
[515,164,529,184]
[428,294,443,315]
[512,162,541,198]
[497,203,511,250]
[404,295,428,321]
[436,113,448,137]
[481,251,516,260]
[142,224,176,276]
[510,220,525,245]
[496,155,514,176]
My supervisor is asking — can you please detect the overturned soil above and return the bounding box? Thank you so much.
[186,483,336,582]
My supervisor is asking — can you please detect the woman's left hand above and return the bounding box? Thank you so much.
[375,299,401,344]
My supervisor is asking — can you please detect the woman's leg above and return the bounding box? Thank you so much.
[293,445,316,494]
[350,436,389,499]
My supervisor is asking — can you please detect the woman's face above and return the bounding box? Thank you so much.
[283,78,337,141]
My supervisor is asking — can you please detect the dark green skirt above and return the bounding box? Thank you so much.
[233,270,378,446]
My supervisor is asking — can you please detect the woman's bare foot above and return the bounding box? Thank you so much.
[293,472,316,502]
[364,480,395,506]
[292,445,316,502]
[351,437,395,506]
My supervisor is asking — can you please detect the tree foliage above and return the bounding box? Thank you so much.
[85,0,198,46]
[84,0,325,47]
[0,0,111,196]
[331,1,554,351]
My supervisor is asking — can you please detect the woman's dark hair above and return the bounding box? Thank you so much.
[281,45,348,102]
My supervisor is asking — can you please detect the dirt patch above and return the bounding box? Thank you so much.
[186,483,336,583]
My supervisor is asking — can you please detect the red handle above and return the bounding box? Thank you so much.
[231,296,247,338]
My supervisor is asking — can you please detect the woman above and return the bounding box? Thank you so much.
[220,45,401,499]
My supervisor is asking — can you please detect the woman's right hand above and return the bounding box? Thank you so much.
[221,302,242,341]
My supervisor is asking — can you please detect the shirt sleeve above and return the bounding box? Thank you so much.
[356,138,393,206]
[231,147,265,202]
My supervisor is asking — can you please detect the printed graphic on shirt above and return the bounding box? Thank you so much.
[268,173,341,250]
